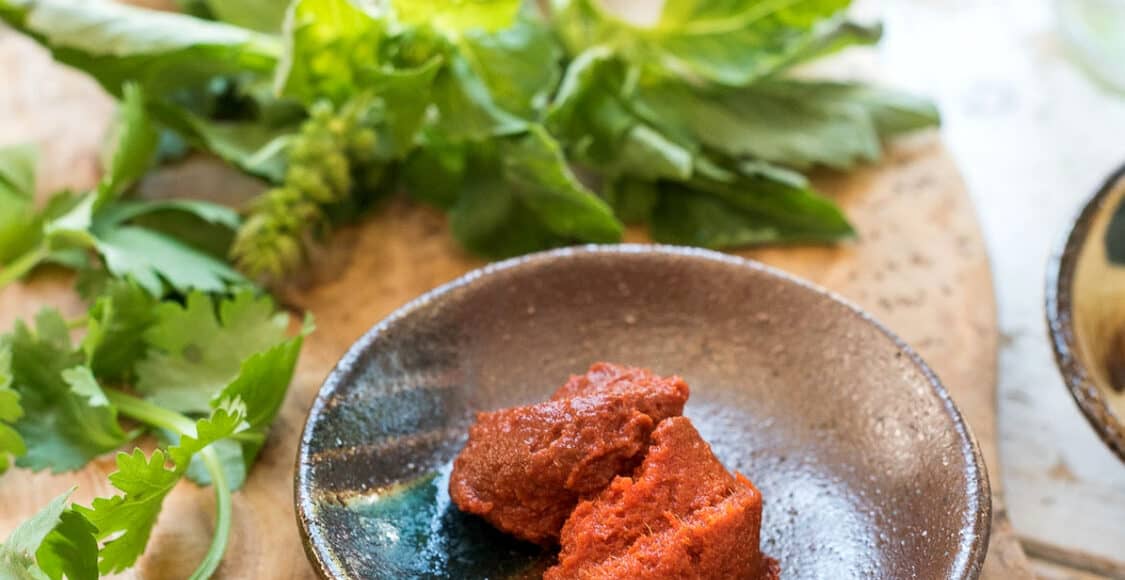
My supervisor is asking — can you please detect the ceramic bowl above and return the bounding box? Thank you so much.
[295,245,991,579]
[1047,164,1125,462]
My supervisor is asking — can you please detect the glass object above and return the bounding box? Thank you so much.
[1057,0,1125,91]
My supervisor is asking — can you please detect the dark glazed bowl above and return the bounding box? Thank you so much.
[1047,164,1125,462]
[296,245,991,580]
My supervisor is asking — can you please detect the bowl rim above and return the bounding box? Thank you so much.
[1045,163,1125,462]
[294,244,992,580]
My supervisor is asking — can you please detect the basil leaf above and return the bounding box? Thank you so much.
[551,0,853,86]
[638,79,940,169]
[0,0,280,98]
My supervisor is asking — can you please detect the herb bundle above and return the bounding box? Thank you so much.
[0,0,938,284]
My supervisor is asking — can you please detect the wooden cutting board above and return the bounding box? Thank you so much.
[0,22,1033,580]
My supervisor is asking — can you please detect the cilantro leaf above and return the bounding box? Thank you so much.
[0,144,43,265]
[636,79,941,170]
[92,226,245,297]
[0,489,72,579]
[0,488,97,580]
[81,279,159,381]
[75,449,179,574]
[392,0,521,36]
[0,0,280,98]
[551,0,853,87]
[135,291,289,414]
[0,86,246,295]
[5,311,130,473]
[212,316,312,473]
[166,399,248,468]
[36,510,99,580]
[96,83,157,207]
[0,346,27,473]
[77,402,245,574]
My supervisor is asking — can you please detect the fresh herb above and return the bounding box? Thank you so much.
[1,0,939,283]
[0,488,98,580]
[0,84,245,294]
[0,280,311,578]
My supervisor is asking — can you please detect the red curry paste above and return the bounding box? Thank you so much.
[449,363,778,579]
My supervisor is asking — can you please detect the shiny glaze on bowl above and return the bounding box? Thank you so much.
[1047,164,1125,462]
[296,245,991,579]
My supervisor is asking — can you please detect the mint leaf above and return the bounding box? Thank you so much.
[0,0,280,98]
[551,0,853,86]
[392,0,520,35]
[135,291,289,414]
[5,311,129,473]
[637,79,940,170]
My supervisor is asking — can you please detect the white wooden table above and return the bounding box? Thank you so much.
[880,0,1125,575]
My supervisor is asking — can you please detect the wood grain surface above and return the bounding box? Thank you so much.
[0,17,1033,580]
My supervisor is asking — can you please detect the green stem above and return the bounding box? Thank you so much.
[104,389,233,580]
[190,448,231,580]
[106,389,195,434]
[0,244,47,289]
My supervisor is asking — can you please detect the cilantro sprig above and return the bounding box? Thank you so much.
[0,281,311,579]
[0,84,245,295]
[0,0,940,284]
